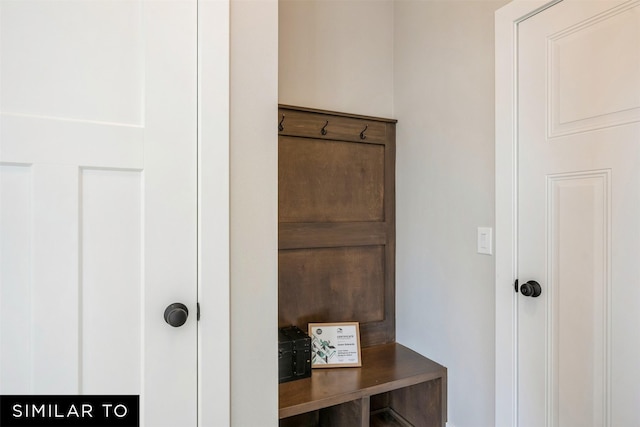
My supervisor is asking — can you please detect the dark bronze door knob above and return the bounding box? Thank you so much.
[164,303,189,327]
[520,281,542,297]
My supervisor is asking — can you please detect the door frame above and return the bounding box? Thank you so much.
[197,0,230,425]
[494,1,561,426]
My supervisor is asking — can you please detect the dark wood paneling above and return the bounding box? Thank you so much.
[278,104,398,124]
[279,411,319,427]
[278,107,390,144]
[279,246,385,328]
[370,409,414,427]
[278,107,446,427]
[279,137,385,223]
[279,222,387,250]
[318,397,368,427]
[278,104,395,349]
[370,393,390,413]
[389,381,444,427]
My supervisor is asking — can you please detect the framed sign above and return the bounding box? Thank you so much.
[308,322,361,368]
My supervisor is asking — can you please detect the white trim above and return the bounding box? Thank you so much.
[197,0,230,426]
[494,1,561,426]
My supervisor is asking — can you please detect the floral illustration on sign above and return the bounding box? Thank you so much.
[311,333,336,364]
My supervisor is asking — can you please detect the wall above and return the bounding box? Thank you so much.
[280,1,508,425]
[394,1,508,426]
[230,0,279,425]
[279,0,394,118]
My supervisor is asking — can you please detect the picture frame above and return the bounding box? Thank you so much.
[308,322,362,368]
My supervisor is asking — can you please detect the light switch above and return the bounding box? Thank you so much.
[477,227,493,255]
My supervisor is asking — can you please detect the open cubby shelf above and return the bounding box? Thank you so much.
[279,343,446,426]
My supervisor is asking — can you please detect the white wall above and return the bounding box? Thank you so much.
[230,1,279,426]
[394,1,508,426]
[279,1,507,426]
[279,0,394,118]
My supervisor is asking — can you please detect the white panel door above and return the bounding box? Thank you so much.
[518,0,640,426]
[0,1,198,425]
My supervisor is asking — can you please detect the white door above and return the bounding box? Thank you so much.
[0,1,198,425]
[517,0,640,425]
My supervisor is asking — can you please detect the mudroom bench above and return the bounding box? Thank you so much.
[279,342,446,427]
[278,105,447,427]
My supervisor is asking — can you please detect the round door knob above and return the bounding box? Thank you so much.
[520,280,542,297]
[164,303,189,327]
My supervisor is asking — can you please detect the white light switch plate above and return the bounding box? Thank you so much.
[477,227,493,255]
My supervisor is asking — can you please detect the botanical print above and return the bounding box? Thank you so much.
[311,331,336,365]
[309,323,361,367]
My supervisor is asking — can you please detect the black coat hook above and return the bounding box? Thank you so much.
[360,125,368,140]
[278,114,285,131]
[321,120,329,135]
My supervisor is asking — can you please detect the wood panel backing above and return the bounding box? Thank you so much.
[318,397,368,427]
[279,137,385,223]
[278,106,390,144]
[278,105,396,347]
[389,381,444,427]
[279,246,386,327]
